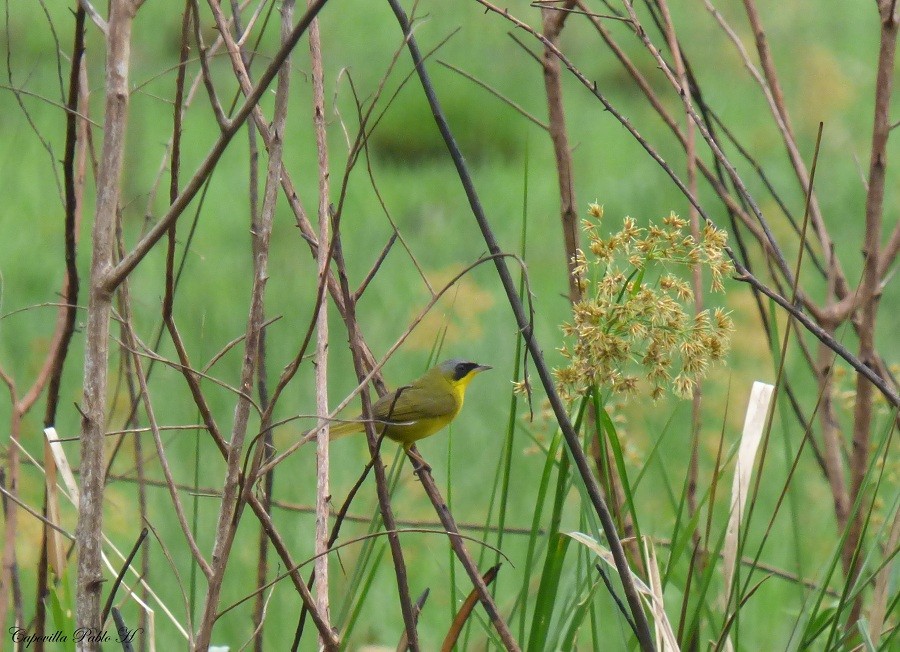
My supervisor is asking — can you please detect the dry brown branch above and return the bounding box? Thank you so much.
[190,0,229,129]
[818,327,850,533]
[539,0,643,575]
[331,272,422,648]
[0,3,88,634]
[247,492,339,648]
[880,220,900,279]
[406,453,519,650]
[242,0,274,643]
[540,1,580,303]
[845,0,898,612]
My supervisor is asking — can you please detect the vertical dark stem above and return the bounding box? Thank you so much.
[385,1,655,648]
[44,3,84,429]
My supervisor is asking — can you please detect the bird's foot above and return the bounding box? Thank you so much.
[407,447,431,476]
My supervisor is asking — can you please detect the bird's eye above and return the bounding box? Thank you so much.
[454,362,478,380]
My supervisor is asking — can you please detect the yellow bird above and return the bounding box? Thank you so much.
[330,359,491,466]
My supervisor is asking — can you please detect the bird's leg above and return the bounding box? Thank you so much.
[405,445,431,475]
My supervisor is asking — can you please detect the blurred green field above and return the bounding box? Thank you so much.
[1,1,897,650]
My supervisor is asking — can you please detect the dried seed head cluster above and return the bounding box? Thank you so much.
[555,205,734,402]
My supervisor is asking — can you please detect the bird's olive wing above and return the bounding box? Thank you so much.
[371,385,456,424]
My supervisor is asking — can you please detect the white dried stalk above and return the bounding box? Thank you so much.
[721,381,774,651]
[643,538,680,652]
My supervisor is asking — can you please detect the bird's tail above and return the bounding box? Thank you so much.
[328,419,365,441]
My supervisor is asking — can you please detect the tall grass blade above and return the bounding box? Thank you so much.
[47,567,76,652]
[593,390,643,545]
[527,533,571,652]
[515,396,587,642]
[559,573,602,649]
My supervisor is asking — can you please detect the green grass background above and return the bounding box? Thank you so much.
[1,0,897,649]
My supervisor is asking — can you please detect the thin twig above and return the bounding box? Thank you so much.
[77,0,108,33]
[119,294,213,578]
[101,528,148,624]
[436,60,549,131]
[738,0,843,293]
[413,456,520,650]
[656,0,703,618]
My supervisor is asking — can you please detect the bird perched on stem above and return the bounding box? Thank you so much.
[330,359,491,470]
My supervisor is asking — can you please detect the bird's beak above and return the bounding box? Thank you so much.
[475,364,492,373]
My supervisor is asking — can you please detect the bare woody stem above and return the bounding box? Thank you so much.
[656,0,705,619]
[846,0,897,595]
[540,1,580,303]
[75,0,138,640]
[740,0,843,293]
[307,0,333,640]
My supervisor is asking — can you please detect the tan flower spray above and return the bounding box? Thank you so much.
[554,204,734,402]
